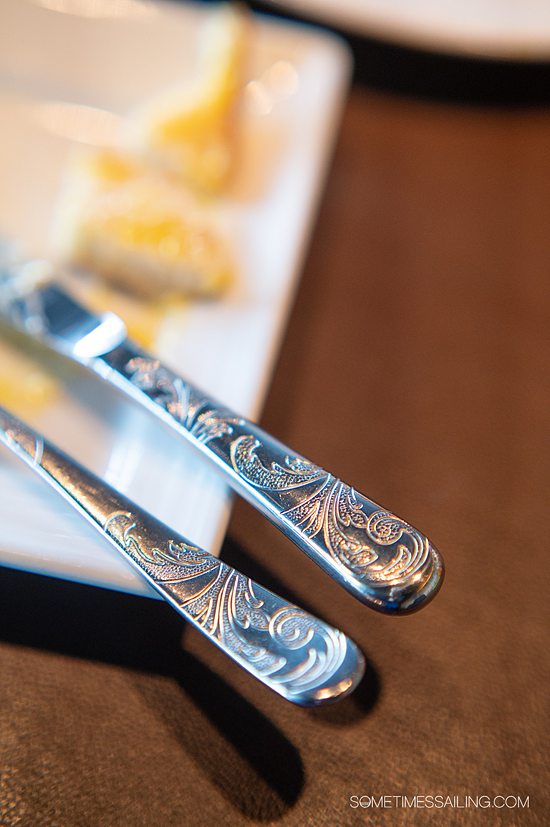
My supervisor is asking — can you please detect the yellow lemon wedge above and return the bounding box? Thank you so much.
[128,4,249,194]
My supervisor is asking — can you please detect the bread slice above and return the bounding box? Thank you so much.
[52,148,233,298]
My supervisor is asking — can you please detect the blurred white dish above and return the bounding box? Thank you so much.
[267,0,550,60]
[0,0,351,596]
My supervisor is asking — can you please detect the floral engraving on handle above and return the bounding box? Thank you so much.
[125,357,243,445]
[230,435,325,490]
[122,357,431,588]
[230,435,430,585]
[104,512,349,692]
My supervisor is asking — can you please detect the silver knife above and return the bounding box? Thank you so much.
[0,258,444,613]
[0,404,365,705]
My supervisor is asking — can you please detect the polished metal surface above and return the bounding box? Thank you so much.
[0,405,365,706]
[0,262,444,613]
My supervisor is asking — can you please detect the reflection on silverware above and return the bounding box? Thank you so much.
[0,256,444,613]
[0,404,365,706]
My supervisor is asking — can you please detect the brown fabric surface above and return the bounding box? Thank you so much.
[1,87,549,826]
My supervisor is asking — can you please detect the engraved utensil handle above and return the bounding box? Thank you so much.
[94,345,444,614]
[0,406,364,706]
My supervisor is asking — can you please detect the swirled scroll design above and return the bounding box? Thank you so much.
[103,512,349,692]
[125,357,243,445]
[120,356,432,592]
[230,435,430,586]
[230,435,325,490]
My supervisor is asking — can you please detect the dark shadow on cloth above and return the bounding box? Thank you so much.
[0,565,303,821]
[135,652,303,820]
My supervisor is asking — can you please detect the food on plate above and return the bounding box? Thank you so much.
[52,148,233,299]
[51,5,249,303]
[127,3,248,195]
[0,342,58,414]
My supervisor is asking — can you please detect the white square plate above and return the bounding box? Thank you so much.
[0,0,350,596]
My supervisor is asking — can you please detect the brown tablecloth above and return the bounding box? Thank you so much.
[1,61,549,827]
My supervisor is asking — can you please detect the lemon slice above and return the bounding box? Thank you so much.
[128,4,249,194]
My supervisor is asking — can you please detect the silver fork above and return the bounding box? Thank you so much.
[0,256,444,613]
[0,404,365,706]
